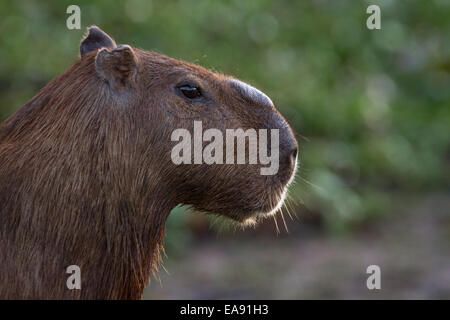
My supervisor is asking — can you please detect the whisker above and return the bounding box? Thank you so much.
[273,215,280,235]
[295,132,310,142]
[299,176,323,191]
[280,209,289,234]
[284,202,294,221]
[288,190,303,207]
[284,203,293,221]
[286,197,300,220]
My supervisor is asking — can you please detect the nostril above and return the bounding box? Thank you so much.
[290,148,298,163]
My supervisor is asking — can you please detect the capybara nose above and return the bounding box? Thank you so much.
[278,129,298,175]
[284,130,298,170]
[290,147,298,166]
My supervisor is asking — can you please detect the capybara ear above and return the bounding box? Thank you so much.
[80,26,117,57]
[95,45,138,92]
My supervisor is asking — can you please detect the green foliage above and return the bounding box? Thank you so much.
[1,0,449,234]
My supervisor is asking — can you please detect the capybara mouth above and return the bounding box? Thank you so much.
[237,160,297,227]
[227,186,290,227]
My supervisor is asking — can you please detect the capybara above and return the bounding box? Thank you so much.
[0,26,297,299]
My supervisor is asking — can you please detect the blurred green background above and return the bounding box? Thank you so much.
[1,0,449,298]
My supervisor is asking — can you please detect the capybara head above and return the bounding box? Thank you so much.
[78,26,298,225]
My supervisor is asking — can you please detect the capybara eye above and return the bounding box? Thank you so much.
[179,85,202,99]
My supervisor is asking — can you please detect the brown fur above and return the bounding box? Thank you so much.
[0,27,297,299]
